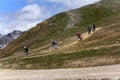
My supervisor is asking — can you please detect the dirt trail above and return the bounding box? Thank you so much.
[41,23,120,52]
[62,27,102,47]
[0,64,120,80]
[3,26,118,59]
[0,25,119,60]
[62,22,120,49]
[1,23,120,62]
[82,27,103,40]
[44,27,103,53]
[65,43,120,54]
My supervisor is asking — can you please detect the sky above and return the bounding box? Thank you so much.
[0,0,101,35]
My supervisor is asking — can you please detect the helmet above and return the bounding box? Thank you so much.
[24,47,26,48]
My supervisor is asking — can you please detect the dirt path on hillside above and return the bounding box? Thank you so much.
[13,43,119,59]
[0,27,103,61]
[86,43,120,50]
[35,23,120,52]
[65,43,120,54]
[1,23,120,61]
[0,26,119,60]
[40,27,103,54]
[58,22,120,51]
[1,64,120,80]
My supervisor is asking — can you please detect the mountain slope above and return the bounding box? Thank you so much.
[0,0,120,64]
[0,30,23,49]
[0,20,120,69]
[0,34,2,37]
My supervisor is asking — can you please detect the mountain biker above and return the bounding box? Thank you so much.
[87,26,91,34]
[92,24,96,32]
[77,32,82,40]
[23,46,29,56]
[52,41,58,49]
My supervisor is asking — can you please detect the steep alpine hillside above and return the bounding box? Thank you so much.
[0,0,120,59]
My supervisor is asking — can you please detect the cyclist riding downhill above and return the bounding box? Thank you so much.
[92,23,96,32]
[51,41,58,49]
[87,26,91,35]
[23,46,29,56]
[77,32,82,40]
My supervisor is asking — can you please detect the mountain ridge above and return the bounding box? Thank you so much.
[0,30,23,49]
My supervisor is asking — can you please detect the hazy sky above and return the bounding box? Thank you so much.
[0,0,101,35]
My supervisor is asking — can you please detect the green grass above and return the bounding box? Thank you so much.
[84,24,120,48]
[19,45,120,69]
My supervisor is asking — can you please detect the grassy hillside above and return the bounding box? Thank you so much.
[0,0,120,58]
[0,0,120,69]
